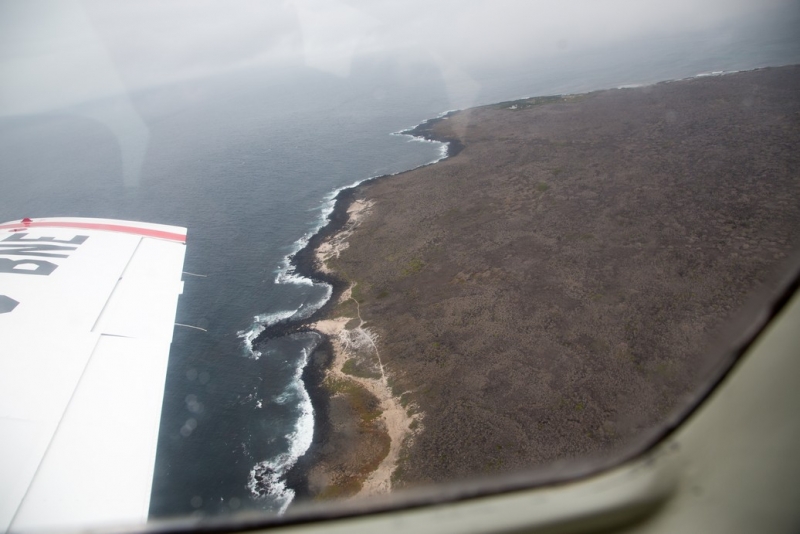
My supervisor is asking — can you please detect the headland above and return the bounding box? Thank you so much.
[287,65,800,500]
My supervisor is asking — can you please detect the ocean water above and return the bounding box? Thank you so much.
[1,9,799,520]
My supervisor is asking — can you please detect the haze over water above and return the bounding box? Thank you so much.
[1,0,799,519]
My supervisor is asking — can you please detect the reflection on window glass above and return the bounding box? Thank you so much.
[1,0,799,530]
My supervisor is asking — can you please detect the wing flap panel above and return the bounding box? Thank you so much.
[92,237,186,342]
[11,336,173,531]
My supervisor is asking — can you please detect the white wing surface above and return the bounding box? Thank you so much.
[0,218,187,532]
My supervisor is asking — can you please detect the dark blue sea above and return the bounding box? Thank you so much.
[1,10,798,519]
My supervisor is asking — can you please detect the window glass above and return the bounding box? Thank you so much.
[1,0,798,527]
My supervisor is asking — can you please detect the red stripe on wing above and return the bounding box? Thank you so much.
[0,220,186,243]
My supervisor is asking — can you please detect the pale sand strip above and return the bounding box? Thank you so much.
[310,315,417,497]
[310,196,419,498]
[315,199,374,274]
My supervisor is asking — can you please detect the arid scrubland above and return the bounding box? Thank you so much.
[299,66,800,496]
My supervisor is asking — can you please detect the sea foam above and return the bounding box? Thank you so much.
[237,308,301,360]
[247,344,315,515]
[241,116,450,513]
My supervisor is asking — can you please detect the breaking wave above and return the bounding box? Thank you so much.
[247,345,315,515]
[244,114,453,362]
[391,110,457,164]
[240,117,450,513]
[237,308,300,360]
[236,288,331,360]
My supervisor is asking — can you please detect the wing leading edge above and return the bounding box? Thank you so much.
[0,218,187,532]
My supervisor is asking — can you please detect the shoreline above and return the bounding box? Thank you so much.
[250,112,460,346]
[274,121,459,504]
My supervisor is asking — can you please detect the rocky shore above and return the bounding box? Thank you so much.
[281,195,419,502]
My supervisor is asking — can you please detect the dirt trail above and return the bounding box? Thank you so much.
[310,197,419,498]
[310,312,416,497]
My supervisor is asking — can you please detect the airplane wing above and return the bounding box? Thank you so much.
[0,217,187,532]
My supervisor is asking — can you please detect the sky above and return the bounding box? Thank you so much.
[0,0,797,115]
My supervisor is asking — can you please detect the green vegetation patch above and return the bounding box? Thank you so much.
[342,357,382,380]
[315,375,391,500]
[324,376,382,422]
[401,258,425,276]
[333,298,358,319]
[350,283,367,303]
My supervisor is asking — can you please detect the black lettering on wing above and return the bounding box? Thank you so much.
[0,258,58,276]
